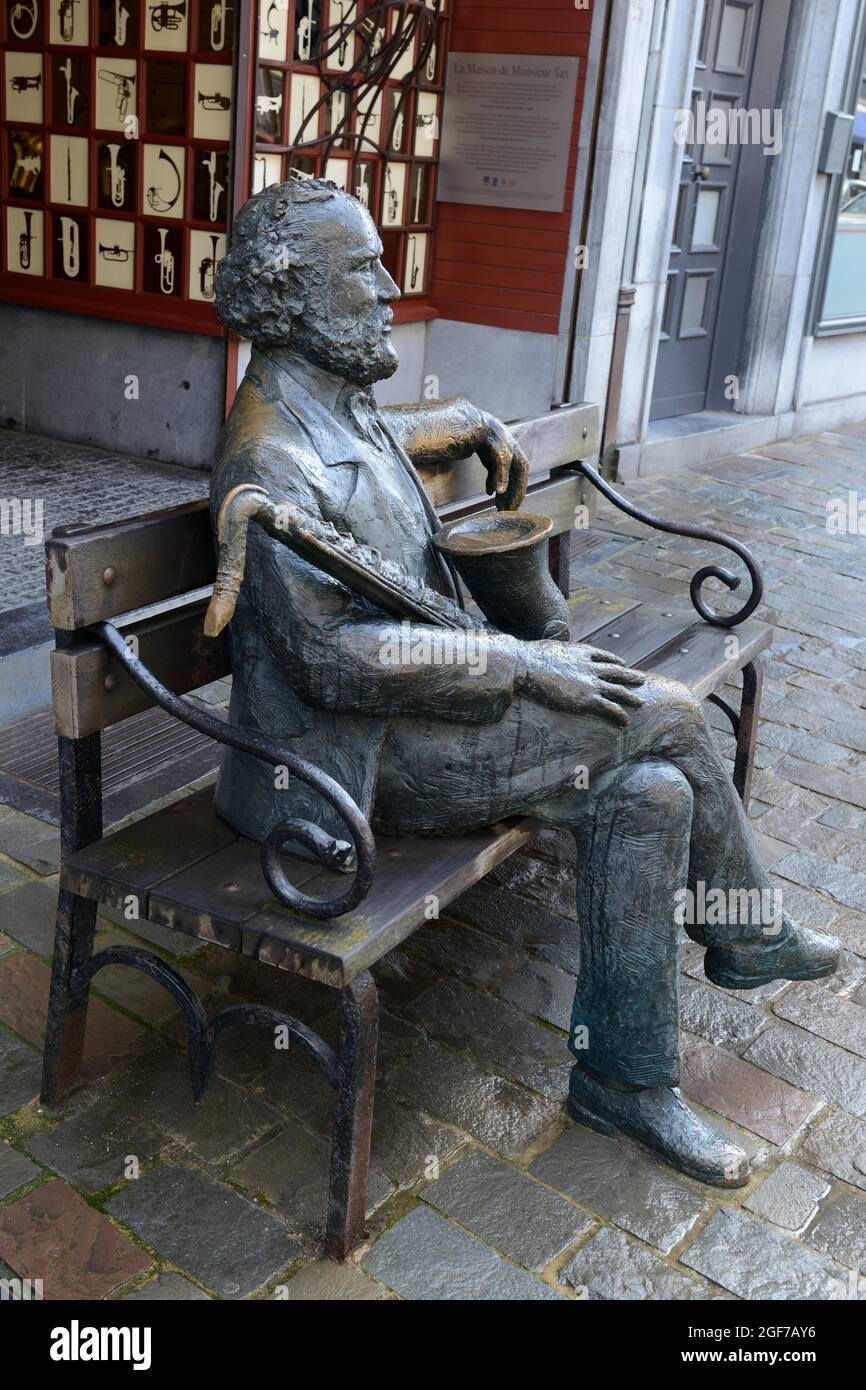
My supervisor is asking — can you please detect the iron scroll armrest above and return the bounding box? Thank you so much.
[572,461,764,627]
[92,621,376,920]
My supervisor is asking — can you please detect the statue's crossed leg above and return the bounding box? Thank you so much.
[533,755,829,1187]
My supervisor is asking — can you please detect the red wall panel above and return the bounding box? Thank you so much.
[431,0,593,335]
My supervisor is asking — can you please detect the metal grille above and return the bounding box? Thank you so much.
[0,705,220,824]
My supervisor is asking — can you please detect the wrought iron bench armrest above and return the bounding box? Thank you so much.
[92,620,376,920]
[573,461,763,627]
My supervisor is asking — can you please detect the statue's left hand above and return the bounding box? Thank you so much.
[472,409,530,511]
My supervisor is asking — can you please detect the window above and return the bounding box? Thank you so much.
[2,0,233,333]
[814,13,866,332]
[245,0,448,300]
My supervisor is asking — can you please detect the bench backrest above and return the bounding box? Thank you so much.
[47,403,599,740]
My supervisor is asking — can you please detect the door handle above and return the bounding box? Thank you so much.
[693,164,710,181]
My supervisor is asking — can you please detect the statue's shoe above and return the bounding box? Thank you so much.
[704,917,840,991]
[567,1065,749,1188]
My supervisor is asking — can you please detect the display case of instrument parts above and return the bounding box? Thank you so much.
[1,0,233,333]
[246,0,448,304]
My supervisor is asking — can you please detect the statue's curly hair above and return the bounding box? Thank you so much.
[214,177,347,346]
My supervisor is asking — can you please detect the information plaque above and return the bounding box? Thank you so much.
[437,54,580,213]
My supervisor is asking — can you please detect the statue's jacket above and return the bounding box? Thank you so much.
[210,348,526,843]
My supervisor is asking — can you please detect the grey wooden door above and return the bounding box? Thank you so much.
[651,0,789,420]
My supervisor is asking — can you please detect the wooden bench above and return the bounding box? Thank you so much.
[40,403,772,1260]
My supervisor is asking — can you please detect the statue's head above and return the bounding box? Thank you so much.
[214,176,400,386]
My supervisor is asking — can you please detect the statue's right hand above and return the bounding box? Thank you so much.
[517,641,645,727]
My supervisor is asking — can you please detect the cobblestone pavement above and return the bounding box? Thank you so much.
[0,429,208,611]
[2,426,866,1300]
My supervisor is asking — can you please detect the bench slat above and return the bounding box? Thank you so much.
[436,470,588,535]
[63,798,537,987]
[46,501,213,630]
[191,818,538,986]
[146,837,324,937]
[642,618,771,696]
[418,403,598,511]
[51,600,229,739]
[60,790,237,913]
[581,606,693,668]
[569,591,642,642]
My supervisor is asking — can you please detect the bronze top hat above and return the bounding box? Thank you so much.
[434,511,570,641]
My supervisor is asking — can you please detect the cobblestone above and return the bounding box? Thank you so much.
[681,1035,818,1143]
[0,952,152,1084]
[403,979,571,1099]
[420,1147,592,1271]
[0,1025,41,1115]
[744,1024,866,1116]
[558,1226,717,1301]
[801,1110,866,1191]
[121,1272,211,1301]
[804,1191,866,1272]
[681,1207,844,1300]
[107,1165,299,1298]
[0,877,69,956]
[680,978,766,1051]
[0,1141,39,1199]
[530,1125,708,1254]
[772,981,866,1058]
[273,1260,386,1300]
[0,1180,152,1299]
[743,1161,830,1232]
[27,1096,164,1194]
[363,1205,562,1300]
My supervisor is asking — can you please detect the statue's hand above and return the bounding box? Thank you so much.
[518,642,645,727]
[471,408,530,511]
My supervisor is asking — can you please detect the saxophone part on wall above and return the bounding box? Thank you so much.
[114,0,131,44]
[188,228,226,301]
[51,0,87,44]
[59,57,81,125]
[295,0,315,62]
[209,0,229,51]
[57,214,81,278]
[201,150,225,222]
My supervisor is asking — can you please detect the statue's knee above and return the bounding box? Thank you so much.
[614,760,693,827]
[664,680,705,739]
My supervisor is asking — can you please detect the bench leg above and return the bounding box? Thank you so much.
[733,659,763,814]
[40,888,98,1106]
[324,970,379,1261]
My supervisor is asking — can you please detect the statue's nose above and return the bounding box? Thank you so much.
[376,264,400,301]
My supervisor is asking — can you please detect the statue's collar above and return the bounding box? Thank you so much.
[251,347,385,468]
[257,348,373,416]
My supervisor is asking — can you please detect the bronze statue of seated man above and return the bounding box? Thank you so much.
[208,177,840,1188]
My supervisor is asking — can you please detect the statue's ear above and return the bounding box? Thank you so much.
[270,246,305,318]
[281,273,306,320]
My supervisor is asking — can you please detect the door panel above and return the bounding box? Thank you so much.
[651,0,767,421]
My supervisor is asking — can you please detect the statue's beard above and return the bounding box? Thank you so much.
[290,311,399,386]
